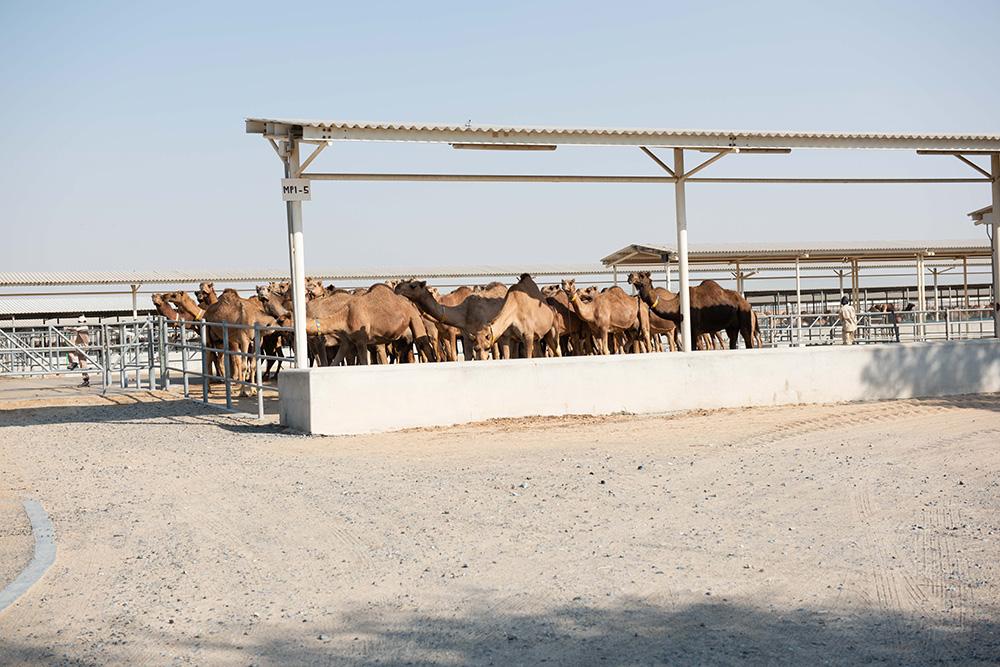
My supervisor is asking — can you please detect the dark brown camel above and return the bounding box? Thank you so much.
[628,271,755,350]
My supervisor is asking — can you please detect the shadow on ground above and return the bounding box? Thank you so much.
[2,599,998,665]
[0,397,287,431]
[861,340,1000,410]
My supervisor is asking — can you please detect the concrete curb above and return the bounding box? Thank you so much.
[0,499,56,615]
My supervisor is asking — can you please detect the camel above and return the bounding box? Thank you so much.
[151,293,179,322]
[628,271,754,350]
[196,282,218,308]
[623,281,682,352]
[541,284,590,355]
[165,289,275,393]
[305,278,327,300]
[562,280,650,355]
[293,284,437,365]
[394,280,509,361]
[471,274,560,360]
[419,286,473,361]
[162,290,224,378]
[202,290,276,394]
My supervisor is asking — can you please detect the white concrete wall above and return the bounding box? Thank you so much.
[278,340,1000,436]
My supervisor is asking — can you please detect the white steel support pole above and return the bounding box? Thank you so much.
[674,149,692,351]
[665,262,672,290]
[613,265,618,286]
[130,284,139,319]
[795,257,802,346]
[992,154,1000,338]
[916,254,926,339]
[851,259,860,309]
[285,140,309,368]
[838,270,845,299]
[932,269,939,311]
[963,256,970,307]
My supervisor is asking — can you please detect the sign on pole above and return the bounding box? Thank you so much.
[281,178,311,201]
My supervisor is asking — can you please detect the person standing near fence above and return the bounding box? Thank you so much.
[839,296,858,345]
[67,314,91,387]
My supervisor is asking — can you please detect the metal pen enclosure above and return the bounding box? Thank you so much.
[245,119,1000,355]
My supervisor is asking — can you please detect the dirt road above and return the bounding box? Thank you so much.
[1,393,998,665]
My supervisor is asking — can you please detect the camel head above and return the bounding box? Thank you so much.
[581,286,600,301]
[627,271,653,289]
[561,278,579,300]
[305,278,326,299]
[394,279,429,301]
[161,290,187,306]
[255,284,273,302]
[151,293,165,307]
[471,326,495,360]
[195,282,216,304]
[427,286,440,299]
[540,284,560,298]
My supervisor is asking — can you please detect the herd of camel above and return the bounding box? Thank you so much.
[151,272,760,394]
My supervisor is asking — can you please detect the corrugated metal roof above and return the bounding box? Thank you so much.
[0,294,155,316]
[2,248,992,288]
[247,118,1000,151]
[0,265,620,287]
[602,240,993,265]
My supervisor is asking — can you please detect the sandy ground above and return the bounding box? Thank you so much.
[0,386,998,665]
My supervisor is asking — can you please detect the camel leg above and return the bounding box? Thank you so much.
[354,336,371,365]
[522,333,536,359]
[546,329,562,357]
[331,340,352,366]
[726,327,740,350]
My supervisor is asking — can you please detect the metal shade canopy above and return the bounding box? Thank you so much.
[247,118,1000,354]
[602,240,993,266]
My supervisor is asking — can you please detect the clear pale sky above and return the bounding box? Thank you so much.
[1,1,998,273]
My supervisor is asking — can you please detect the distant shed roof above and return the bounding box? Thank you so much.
[246,119,1000,151]
[969,205,994,225]
[0,294,155,317]
[602,240,993,266]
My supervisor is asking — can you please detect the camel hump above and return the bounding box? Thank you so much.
[511,273,544,299]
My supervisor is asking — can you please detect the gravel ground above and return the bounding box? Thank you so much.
[0,496,33,594]
[1,391,999,665]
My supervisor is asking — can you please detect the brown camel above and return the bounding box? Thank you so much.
[628,272,754,350]
[622,282,679,352]
[151,293,179,322]
[203,290,276,393]
[415,286,474,361]
[162,290,223,378]
[473,274,560,360]
[166,289,274,393]
[196,282,218,308]
[394,280,509,361]
[562,280,650,355]
[294,284,437,365]
[541,284,590,355]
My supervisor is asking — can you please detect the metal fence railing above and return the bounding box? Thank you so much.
[0,318,157,392]
[754,307,996,347]
[158,318,294,419]
[1,316,294,419]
